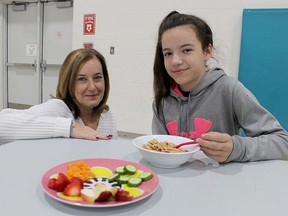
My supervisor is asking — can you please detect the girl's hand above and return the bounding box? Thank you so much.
[70,123,112,140]
[196,132,233,162]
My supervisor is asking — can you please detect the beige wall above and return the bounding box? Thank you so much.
[72,0,288,135]
[0,0,287,135]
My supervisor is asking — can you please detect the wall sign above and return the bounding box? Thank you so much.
[83,13,96,35]
[26,44,37,56]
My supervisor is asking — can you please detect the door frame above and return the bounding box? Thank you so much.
[2,3,8,108]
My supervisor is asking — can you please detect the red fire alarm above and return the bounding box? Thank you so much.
[83,14,96,35]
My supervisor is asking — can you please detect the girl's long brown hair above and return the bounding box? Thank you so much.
[153,11,213,116]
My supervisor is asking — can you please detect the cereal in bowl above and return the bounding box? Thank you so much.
[143,139,187,153]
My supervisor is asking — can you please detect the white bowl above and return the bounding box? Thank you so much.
[132,135,200,168]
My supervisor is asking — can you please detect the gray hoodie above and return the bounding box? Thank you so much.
[152,68,288,162]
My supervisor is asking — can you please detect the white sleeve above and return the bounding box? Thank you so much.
[0,99,74,145]
[97,109,118,139]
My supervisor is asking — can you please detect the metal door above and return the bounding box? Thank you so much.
[5,1,72,109]
[42,1,73,102]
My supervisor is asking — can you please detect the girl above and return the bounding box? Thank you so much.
[152,11,288,162]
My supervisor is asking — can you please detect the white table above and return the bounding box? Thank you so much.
[0,138,287,216]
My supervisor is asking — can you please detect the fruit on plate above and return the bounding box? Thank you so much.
[48,173,84,195]
[81,183,117,202]
[48,178,57,190]
[70,177,84,188]
[81,183,132,202]
[58,173,71,185]
[93,183,118,201]
[80,188,97,203]
[63,182,82,197]
[115,189,133,201]
[48,173,71,192]
[94,190,112,202]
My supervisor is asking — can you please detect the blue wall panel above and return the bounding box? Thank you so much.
[239,8,288,130]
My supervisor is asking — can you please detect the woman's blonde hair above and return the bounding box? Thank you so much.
[56,48,110,118]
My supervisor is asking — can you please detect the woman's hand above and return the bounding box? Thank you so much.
[196,132,233,162]
[70,123,112,140]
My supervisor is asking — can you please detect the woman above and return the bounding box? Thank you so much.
[0,48,117,144]
[152,11,288,162]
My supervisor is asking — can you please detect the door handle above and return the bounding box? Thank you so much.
[6,62,37,70]
[41,59,46,72]
[31,60,37,71]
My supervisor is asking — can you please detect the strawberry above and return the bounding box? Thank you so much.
[54,173,71,192]
[58,173,71,185]
[70,177,84,188]
[54,180,67,192]
[48,178,56,190]
[63,182,82,197]
[115,189,133,201]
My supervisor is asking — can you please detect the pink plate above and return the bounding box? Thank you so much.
[41,158,159,207]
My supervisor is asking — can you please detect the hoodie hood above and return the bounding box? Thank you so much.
[171,67,226,98]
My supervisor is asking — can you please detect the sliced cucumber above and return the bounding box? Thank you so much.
[115,166,126,174]
[118,175,130,184]
[108,173,120,182]
[138,172,153,181]
[127,177,142,187]
[124,165,137,175]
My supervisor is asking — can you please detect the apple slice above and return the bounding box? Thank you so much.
[93,183,114,201]
[81,183,119,202]
[81,189,96,203]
